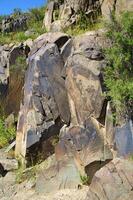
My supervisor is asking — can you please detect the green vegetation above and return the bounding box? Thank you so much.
[80,174,90,185]
[0,117,16,148]
[104,11,133,119]
[0,6,46,44]
[16,165,36,184]
[11,55,27,72]
[64,12,103,36]
[0,32,30,45]
[27,6,46,36]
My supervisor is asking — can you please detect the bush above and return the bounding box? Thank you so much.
[104,11,133,119]
[0,117,16,148]
[80,174,89,185]
[29,7,45,22]
[64,11,103,36]
[0,6,46,45]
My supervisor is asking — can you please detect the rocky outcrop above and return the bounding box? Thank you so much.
[0,151,18,174]
[44,0,133,31]
[44,0,101,31]
[0,43,25,90]
[86,158,133,200]
[1,157,133,200]
[44,1,55,31]
[0,43,28,116]
[36,118,112,193]
[66,32,106,125]
[15,32,71,160]
[15,30,107,156]
[100,0,133,20]
[14,28,133,196]
[1,15,27,33]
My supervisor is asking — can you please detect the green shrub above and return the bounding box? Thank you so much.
[104,11,133,119]
[11,55,27,72]
[0,117,16,148]
[29,7,45,22]
[16,165,36,183]
[0,6,46,45]
[64,12,103,36]
[80,174,89,185]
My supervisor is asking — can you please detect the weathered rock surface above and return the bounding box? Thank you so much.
[15,33,71,159]
[1,158,133,200]
[0,149,18,173]
[36,156,81,193]
[36,119,112,194]
[44,1,55,31]
[0,43,28,116]
[86,158,133,200]
[1,15,27,33]
[44,0,101,31]
[115,120,133,157]
[15,29,133,198]
[65,31,106,125]
[0,45,9,88]
[0,43,26,88]
[0,172,16,199]
[100,0,133,20]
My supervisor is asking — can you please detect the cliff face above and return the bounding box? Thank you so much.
[14,29,133,195]
[44,0,133,32]
[0,1,133,200]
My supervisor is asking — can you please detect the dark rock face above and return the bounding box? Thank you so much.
[0,44,26,116]
[1,15,27,33]
[15,31,108,159]
[65,32,106,125]
[16,33,71,159]
[15,30,133,195]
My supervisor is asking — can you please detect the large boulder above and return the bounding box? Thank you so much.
[15,33,71,159]
[86,158,133,200]
[35,117,112,194]
[65,31,106,125]
[36,156,81,194]
[0,149,18,174]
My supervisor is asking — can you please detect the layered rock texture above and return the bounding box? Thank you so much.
[0,15,27,33]
[44,0,101,31]
[0,43,29,115]
[1,158,133,200]
[15,29,133,195]
[0,1,133,199]
[44,0,133,32]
